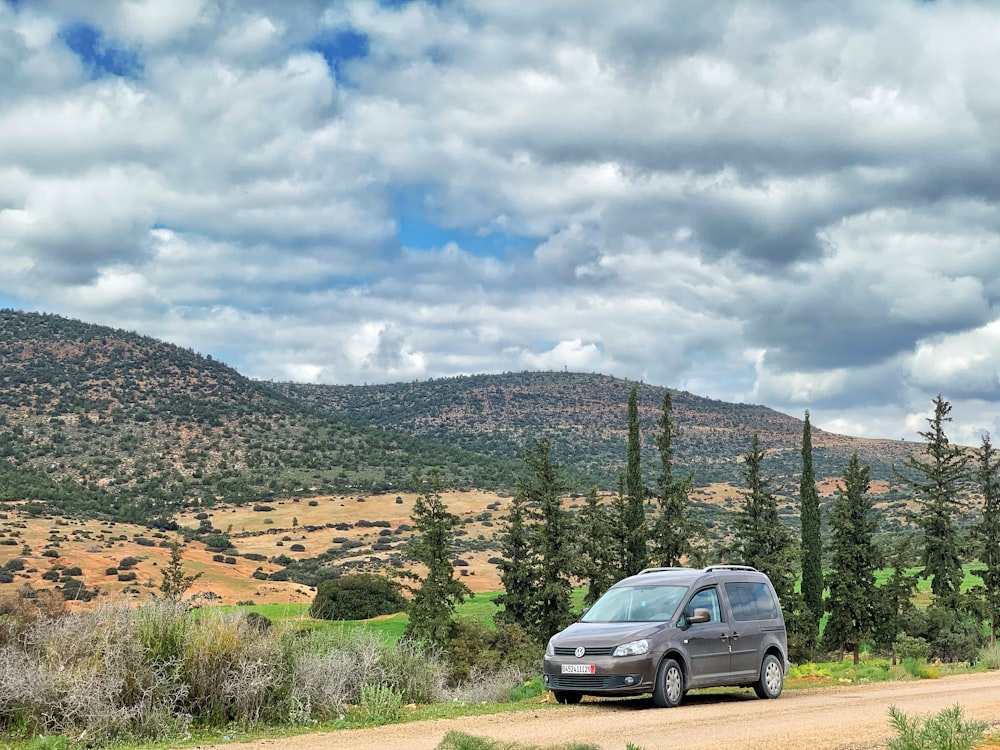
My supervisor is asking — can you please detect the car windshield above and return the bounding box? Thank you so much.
[581,585,688,623]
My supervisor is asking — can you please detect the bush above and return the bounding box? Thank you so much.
[444,619,540,686]
[309,574,405,621]
[977,643,1000,670]
[894,635,931,661]
[887,704,986,750]
[357,683,403,724]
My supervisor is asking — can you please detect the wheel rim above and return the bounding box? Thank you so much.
[764,659,782,694]
[665,666,682,703]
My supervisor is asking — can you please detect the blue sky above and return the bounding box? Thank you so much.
[1,0,999,445]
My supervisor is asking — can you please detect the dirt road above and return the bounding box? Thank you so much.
[202,672,1000,750]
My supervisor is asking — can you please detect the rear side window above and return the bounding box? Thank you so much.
[724,581,779,621]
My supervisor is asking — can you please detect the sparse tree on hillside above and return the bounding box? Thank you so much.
[975,432,1000,645]
[160,541,202,602]
[799,410,823,652]
[894,395,969,606]
[735,433,796,604]
[402,470,471,648]
[823,452,878,664]
[650,390,697,567]
[622,386,648,575]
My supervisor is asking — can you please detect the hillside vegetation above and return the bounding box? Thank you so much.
[272,373,918,487]
[0,310,517,523]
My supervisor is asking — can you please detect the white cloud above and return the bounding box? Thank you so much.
[0,0,998,442]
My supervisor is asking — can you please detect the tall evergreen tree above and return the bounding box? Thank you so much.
[495,487,536,629]
[823,452,878,663]
[799,410,823,648]
[975,432,1000,645]
[578,486,619,604]
[651,390,696,566]
[497,439,575,643]
[622,386,648,575]
[894,395,969,606]
[527,439,576,642]
[402,470,471,648]
[735,434,796,604]
[871,536,919,659]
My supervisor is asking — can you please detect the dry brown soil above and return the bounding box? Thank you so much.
[197,671,1000,750]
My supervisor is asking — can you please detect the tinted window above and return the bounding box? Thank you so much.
[582,585,688,623]
[724,581,779,621]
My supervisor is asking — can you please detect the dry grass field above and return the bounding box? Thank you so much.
[0,490,516,606]
[1,478,894,609]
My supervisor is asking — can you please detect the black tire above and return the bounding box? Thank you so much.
[753,653,784,699]
[652,657,685,707]
[553,691,582,705]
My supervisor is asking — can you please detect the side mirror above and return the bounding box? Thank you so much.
[688,607,711,624]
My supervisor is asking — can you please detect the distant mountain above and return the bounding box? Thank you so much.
[270,372,919,490]
[0,310,517,522]
[1,309,920,529]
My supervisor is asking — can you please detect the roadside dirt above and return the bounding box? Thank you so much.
[197,671,1000,750]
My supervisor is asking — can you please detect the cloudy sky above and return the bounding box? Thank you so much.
[1,0,998,445]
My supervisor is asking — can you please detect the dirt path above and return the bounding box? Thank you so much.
[200,672,1000,750]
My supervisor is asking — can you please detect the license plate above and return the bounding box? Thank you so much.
[561,663,596,675]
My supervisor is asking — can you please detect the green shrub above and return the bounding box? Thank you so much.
[309,574,405,621]
[358,683,403,725]
[894,635,931,661]
[887,704,986,750]
[977,643,1000,670]
[444,619,540,685]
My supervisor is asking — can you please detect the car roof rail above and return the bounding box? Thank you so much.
[702,564,758,572]
[637,566,692,574]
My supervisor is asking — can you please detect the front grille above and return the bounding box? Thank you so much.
[546,673,643,691]
[554,646,616,657]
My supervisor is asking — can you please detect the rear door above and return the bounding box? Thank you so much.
[722,580,779,680]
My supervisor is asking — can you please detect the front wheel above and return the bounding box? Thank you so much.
[652,657,685,707]
[753,653,784,699]
[553,691,582,704]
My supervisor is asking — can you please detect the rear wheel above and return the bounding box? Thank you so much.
[553,691,582,704]
[652,658,684,707]
[753,653,783,699]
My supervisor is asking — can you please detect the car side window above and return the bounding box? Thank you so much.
[687,586,723,624]
[724,581,779,621]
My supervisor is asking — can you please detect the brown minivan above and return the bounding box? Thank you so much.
[543,565,789,707]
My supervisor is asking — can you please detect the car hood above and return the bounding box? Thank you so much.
[553,620,672,648]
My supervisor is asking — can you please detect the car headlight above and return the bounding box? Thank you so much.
[613,639,650,657]
[545,638,555,658]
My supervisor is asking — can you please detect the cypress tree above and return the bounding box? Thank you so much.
[976,432,1000,645]
[622,386,648,575]
[799,410,823,646]
[403,470,471,648]
[894,395,968,606]
[528,438,575,642]
[578,486,618,604]
[495,488,536,629]
[497,439,574,643]
[823,452,878,663]
[651,390,696,566]
[735,434,796,604]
